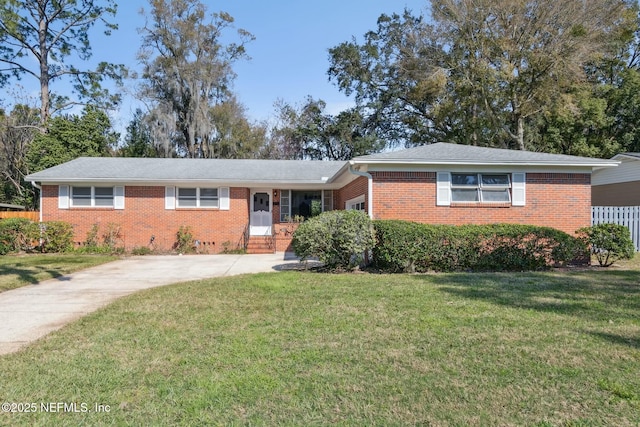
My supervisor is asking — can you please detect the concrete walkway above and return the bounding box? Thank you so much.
[0,253,302,356]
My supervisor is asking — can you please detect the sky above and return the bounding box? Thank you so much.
[2,0,429,134]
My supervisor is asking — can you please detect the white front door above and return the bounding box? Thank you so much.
[250,189,272,236]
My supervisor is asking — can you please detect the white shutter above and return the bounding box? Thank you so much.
[114,186,125,210]
[58,185,69,209]
[165,186,176,210]
[436,172,451,206]
[219,187,230,210]
[512,173,526,206]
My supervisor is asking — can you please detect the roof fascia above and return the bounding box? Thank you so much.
[350,159,619,168]
[34,178,342,190]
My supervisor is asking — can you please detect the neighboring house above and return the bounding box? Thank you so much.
[25,143,617,253]
[592,153,640,206]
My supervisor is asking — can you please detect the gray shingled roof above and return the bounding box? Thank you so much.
[26,157,348,184]
[352,142,618,166]
[26,142,618,184]
[614,152,640,159]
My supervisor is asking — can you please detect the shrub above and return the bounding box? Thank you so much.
[131,246,153,256]
[84,224,100,247]
[577,223,635,267]
[102,223,122,250]
[0,218,39,254]
[80,223,124,254]
[292,210,375,270]
[373,221,585,273]
[40,221,74,253]
[175,225,195,254]
[473,224,585,271]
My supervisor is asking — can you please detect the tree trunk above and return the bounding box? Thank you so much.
[517,115,525,151]
[38,8,49,125]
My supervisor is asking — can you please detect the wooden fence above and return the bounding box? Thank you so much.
[0,211,39,221]
[592,206,640,251]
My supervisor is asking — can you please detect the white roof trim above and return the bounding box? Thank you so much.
[349,159,619,168]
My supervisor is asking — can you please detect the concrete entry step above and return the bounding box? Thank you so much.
[246,236,275,254]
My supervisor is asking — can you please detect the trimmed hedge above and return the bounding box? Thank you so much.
[373,221,586,272]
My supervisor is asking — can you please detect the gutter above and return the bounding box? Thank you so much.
[348,163,373,219]
[349,159,620,168]
[30,181,42,223]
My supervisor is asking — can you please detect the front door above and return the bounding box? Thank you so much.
[250,189,272,236]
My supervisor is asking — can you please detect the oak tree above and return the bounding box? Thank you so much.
[137,0,254,158]
[329,1,634,150]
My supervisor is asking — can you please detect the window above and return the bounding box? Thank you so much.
[199,188,219,207]
[450,173,511,203]
[71,186,114,207]
[177,188,219,208]
[279,190,333,221]
[94,187,114,206]
[346,195,365,211]
[72,187,92,206]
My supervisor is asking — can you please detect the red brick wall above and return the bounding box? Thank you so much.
[42,185,249,253]
[40,171,592,252]
[371,171,591,234]
[335,176,368,211]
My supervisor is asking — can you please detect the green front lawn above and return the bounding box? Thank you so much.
[0,254,119,293]
[0,269,639,425]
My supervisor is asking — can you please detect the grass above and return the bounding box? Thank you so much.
[0,265,638,426]
[0,254,119,293]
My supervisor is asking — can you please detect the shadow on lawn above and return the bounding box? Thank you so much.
[419,269,640,326]
[585,330,640,350]
[0,263,65,288]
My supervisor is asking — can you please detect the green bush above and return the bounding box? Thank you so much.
[84,224,100,247]
[79,223,124,254]
[292,210,375,270]
[102,223,122,250]
[40,221,74,253]
[373,221,586,273]
[175,225,195,254]
[577,223,635,267]
[131,246,153,256]
[0,218,39,255]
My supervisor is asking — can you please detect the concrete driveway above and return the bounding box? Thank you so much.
[0,253,302,356]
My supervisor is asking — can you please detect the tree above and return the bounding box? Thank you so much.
[530,5,640,157]
[262,99,307,160]
[138,0,254,158]
[0,0,127,124]
[118,109,159,157]
[530,85,620,158]
[267,97,383,160]
[208,97,267,159]
[329,1,633,150]
[435,0,631,150]
[0,104,39,206]
[26,106,118,172]
[328,11,447,147]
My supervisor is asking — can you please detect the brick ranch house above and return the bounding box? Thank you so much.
[26,143,618,253]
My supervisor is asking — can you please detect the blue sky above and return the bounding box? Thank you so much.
[4,0,429,132]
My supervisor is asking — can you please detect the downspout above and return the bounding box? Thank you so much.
[348,162,373,219]
[30,181,42,223]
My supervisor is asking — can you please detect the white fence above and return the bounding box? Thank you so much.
[591,206,640,251]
